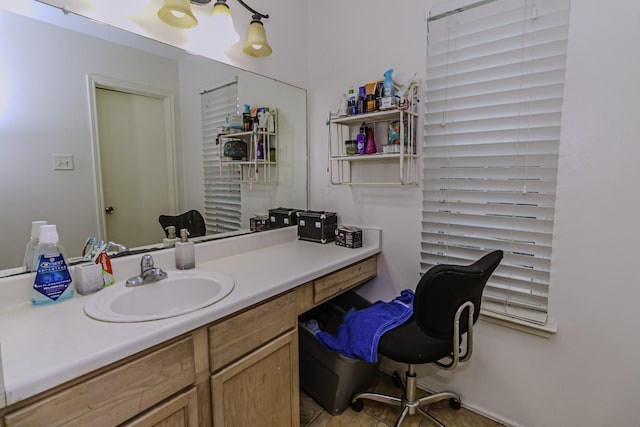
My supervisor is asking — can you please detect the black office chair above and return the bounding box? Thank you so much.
[351,250,503,427]
[158,210,206,238]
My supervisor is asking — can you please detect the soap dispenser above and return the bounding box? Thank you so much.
[175,229,195,270]
[163,226,178,248]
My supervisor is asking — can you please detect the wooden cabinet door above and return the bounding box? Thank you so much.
[210,331,299,427]
[122,387,199,427]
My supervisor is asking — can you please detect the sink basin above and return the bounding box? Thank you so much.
[84,270,234,322]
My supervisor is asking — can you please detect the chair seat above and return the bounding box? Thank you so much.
[378,318,453,365]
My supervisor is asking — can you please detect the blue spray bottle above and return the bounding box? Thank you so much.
[382,69,394,97]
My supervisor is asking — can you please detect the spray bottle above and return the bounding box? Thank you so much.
[380,69,395,110]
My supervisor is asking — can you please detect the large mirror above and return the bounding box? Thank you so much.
[0,3,308,275]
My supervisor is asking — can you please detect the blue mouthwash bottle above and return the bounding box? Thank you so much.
[30,224,74,305]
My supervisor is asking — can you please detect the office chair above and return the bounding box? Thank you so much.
[351,250,503,427]
[158,210,206,238]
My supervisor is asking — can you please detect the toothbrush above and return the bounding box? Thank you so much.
[81,237,96,260]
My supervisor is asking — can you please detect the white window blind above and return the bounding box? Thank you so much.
[422,0,570,326]
[201,80,242,234]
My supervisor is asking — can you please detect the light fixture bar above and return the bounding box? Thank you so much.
[234,0,268,19]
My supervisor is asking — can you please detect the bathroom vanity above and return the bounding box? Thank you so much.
[0,227,380,426]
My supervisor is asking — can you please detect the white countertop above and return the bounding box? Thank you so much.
[0,227,380,407]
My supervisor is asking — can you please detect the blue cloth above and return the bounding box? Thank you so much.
[315,289,414,363]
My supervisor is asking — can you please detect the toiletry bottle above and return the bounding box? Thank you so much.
[257,140,264,160]
[382,69,394,97]
[357,123,367,154]
[175,229,195,270]
[365,127,377,154]
[357,86,366,115]
[243,104,252,131]
[163,225,178,247]
[23,220,47,270]
[347,87,357,116]
[30,224,74,305]
[339,93,348,117]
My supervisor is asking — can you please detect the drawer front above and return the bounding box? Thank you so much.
[313,256,377,305]
[209,291,297,372]
[4,337,196,427]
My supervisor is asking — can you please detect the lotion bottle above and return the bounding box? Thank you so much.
[175,229,195,270]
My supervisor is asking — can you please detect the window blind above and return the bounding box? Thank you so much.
[422,0,570,325]
[201,80,242,234]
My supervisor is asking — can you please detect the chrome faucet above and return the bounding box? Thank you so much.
[105,241,128,256]
[126,254,167,287]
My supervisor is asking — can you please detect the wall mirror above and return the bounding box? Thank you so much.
[0,3,308,276]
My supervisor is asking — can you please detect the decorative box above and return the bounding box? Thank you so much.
[268,207,304,229]
[250,215,269,232]
[335,226,363,249]
[297,211,338,244]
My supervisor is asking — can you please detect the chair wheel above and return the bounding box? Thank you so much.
[350,399,364,412]
[449,398,461,410]
[392,372,404,389]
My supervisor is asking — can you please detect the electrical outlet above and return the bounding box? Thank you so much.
[52,154,74,171]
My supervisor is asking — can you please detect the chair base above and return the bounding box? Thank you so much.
[351,366,461,427]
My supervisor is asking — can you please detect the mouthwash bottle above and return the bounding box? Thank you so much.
[30,224,74,305]
[23,220,47,270]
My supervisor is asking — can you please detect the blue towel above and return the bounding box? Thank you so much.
[315,289,414,363]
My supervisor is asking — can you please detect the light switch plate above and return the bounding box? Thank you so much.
[52,154,74,170]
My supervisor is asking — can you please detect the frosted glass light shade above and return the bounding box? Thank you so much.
[158,0,198,29]
[211,2,240,47]
[242,19,272,57]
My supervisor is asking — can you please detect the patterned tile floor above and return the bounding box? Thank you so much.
[301,372,506,427]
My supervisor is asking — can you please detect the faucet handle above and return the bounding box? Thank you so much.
[106,241,128,255]
[140,254,155,272]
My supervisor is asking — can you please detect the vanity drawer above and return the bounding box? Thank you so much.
[4,337,196,427]
[313,256,377,305]
[208,291,297,372]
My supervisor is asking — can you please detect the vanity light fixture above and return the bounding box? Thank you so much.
[210,0,240,48]
[158,0,272,57]
[158,0,198,29]
[242,13,272,57]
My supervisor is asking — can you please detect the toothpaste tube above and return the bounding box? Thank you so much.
[96,251,115,287]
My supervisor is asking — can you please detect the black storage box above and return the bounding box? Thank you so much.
[299,291,380,415]
[250,215,269,232]
[268,207,303,229]
[297,211,338,243]
[335,226,363,249]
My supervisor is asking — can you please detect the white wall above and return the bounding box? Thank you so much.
[307,1,640,426]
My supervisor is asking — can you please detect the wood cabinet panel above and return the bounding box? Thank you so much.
[210,331,299,427]
[4,338,196,427]
[313,256,377,304]
[122,387,198,427]
[208,291,296,372]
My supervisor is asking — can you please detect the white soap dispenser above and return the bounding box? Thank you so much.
[163,225,179,248]
[175,228,195,270]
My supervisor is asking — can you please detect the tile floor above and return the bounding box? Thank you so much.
[300,372,506,427]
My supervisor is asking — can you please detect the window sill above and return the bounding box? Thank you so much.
[480,310,558,338]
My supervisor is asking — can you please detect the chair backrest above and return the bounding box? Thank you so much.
[158,210,206,238]
[414,250,503,340]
